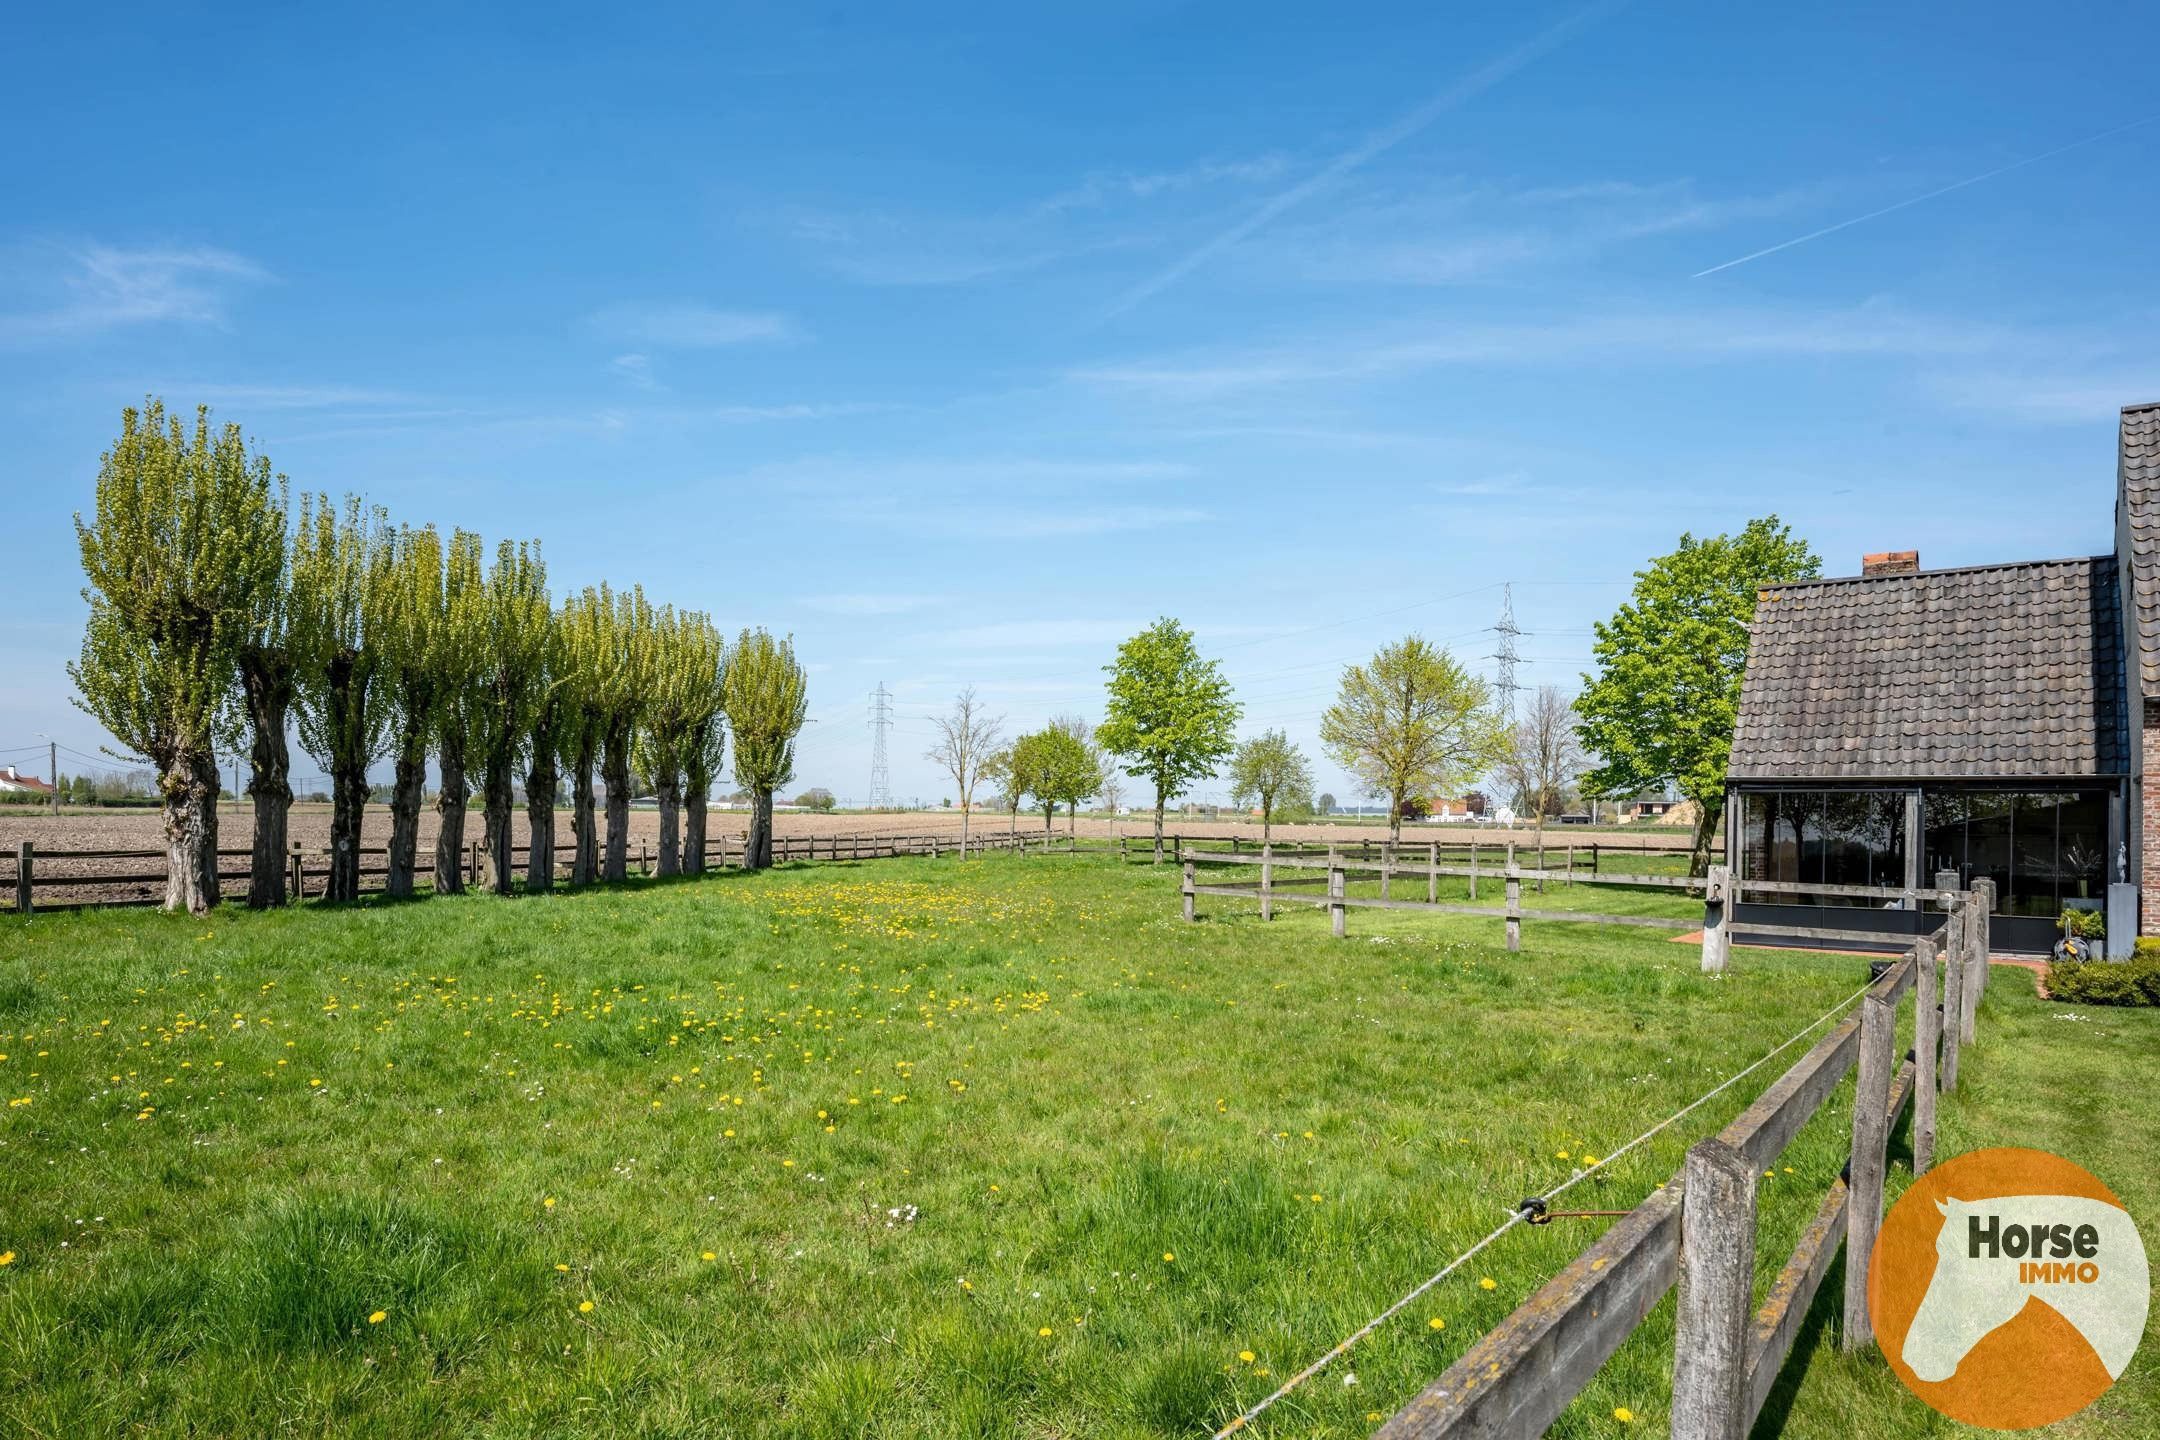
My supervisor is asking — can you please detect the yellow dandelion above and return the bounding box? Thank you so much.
[1038,1326,1053,1337]
[701,1251,716,1261]
[543,1196,557,1209]
[0,1251,15,1266]
[1428,1316,1445,1331]
[367,1310,387,1325]
[1238,1349,1256,1363]
[578,1300,594,1313]
[1162,1251,1175,1263]
[555,1263,570,1272]
[1614,1407,1635,1423]
[1479,1277,1496,1291]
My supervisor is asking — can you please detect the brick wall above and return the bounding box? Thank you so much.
[2145,701,2160,935]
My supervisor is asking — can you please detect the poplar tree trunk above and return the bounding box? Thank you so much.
[242,662,294,907]
[602,722,632,882]
[1689,796,1721,879]
[656,770,683,876]
[200,751,221,904]
[481,754,516,895]
[161,747,217,916]
[1153,785,1167,863]
[569,742,598,884]
[959,805,970,859]
[526,748,557,891]
[683,767,709,875]
[747,788,774,869]
[325,658,369,903]
[434,729,469,895]
[385,711,428,900]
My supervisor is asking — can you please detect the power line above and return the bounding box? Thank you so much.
[1489,582,1525,723]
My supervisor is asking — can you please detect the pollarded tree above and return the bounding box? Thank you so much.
[432,530,487,895]
[1576,517,1820,874]
[599,586,655,882]
[471,539,551,895]
[291,494,398,903]
[553,586,612,884]
[379,524,447,900]
[1228,728,1313,845]
[925,686,1003,859]
[1098,618,1241,862]
[1320,635,1505,844]
[642,607,725,877]
[721,628,808,869]
[683,651,728,875]
[71,401,285,915]
[525,600,574,892]
[230,468,297,908]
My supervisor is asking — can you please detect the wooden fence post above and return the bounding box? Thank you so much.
[1428,841,1439,904]
[1329,862,1346,939]
[1936,872,1963,1094]
[1964,878,1991,1040]
[1843,978,1898,1350]
[1505,863,1522,953]
[14,841,31,915]
[1380,839,1392,901]
[1913,933,1939,1176]
[1470,840,1479,900]
[1260,846,1274,922]
[290,841,302,901]
[1700,863,1731,974]
[1181,861,1195,922]
[1671,1137,1758,1440]
[1591,841,1600,876]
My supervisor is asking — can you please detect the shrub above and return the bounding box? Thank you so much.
[2046,954,2160,1007]
[2058,907,2106,941]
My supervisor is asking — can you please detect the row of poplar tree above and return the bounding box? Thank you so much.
[70,401,809,916]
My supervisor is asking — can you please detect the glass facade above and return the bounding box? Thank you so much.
[1737,786,2113,916]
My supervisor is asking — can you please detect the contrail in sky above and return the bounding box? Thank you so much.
[1101,0,1628,320]
[1692,116,2157,278]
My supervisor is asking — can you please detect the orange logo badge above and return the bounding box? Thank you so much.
[1869,1147,2149,1429]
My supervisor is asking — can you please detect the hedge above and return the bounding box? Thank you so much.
[2047,951,2160,1007]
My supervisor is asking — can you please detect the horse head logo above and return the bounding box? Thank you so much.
[1902,1194,2148,1384]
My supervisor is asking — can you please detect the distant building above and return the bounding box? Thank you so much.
[0,765,53,795]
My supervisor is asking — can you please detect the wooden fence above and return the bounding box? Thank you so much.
[1179,843,1702,950]
[1371,885,1990,1438]
[4,826,1070,914]
[1131,830,1690,876]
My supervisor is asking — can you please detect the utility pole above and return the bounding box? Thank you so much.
[1490,582,1525,724]
[49,737,58,815]
[867,682,893,810]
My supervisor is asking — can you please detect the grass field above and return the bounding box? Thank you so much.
[0,853,2152,1438]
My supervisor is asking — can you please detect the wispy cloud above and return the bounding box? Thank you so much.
[610,353,664,391]
[1691,116,2157,277]
[585,302,801,347]
[1073,301,2018,397]
[0,242,270,344]
[1102,0,1626,317]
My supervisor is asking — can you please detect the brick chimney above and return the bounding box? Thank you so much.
[1861,550,1919,577]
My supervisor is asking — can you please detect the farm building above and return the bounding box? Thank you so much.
[0,765,53,795]
[1725,401,2156,954]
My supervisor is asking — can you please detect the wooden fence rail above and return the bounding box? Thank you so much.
[1375,906,1976,1440]
[5,826,1076,914]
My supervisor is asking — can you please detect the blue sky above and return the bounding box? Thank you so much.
[3,2,2155,804]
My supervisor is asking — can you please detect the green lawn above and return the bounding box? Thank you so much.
[0,854,2151,1438]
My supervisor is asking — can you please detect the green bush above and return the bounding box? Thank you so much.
[2058,907,2106,940]
[2047,954,2160,1006]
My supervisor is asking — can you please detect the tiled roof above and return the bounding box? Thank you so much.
[2122,402,2160,696]
[1729,555,2128,781]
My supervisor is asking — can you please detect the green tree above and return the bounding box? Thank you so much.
[291,494,398,903]
[683,665,728,875]
[379,524,446,900]
[71,401,284,914]
[721,629,808,869]
[471,539,551,895]
[431,530,487,895]
[524,598,574,892]
[1320,635,1504,843]
[1576,517,1821,874]
[1227,728,1313,844]
[1050,713,1107,837]
[553,586,614,885]
[1098,619,1240,862]
[599,586,655,882]
[1013,725,1095,838]
[641,607,725,877]
[230,462,297,908]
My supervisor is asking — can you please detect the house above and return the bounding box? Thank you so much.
[1724,402,2157,954]
[1619,797,1679,823]
[0,765,53,796]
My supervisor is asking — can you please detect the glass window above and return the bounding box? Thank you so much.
[1923,788,2113,919]
[1739,789,1909,906]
